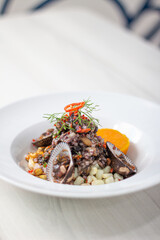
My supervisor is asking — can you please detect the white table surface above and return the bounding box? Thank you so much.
[0,7,160,240]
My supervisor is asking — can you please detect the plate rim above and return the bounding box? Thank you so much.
[0,168,160,198]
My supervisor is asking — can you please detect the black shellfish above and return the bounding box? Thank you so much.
[32,129,54,147]
[106,141,137,177]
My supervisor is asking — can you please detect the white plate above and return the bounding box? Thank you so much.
[0,92,160,198]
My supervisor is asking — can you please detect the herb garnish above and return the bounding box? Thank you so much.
[43,98,101,137]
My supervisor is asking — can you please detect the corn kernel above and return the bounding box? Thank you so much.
[91,176,97,182]
[90,167,97,176]
[94,163,100,169]
[29,152,38,158]
[87,175,93,184]
[34,168,43,176]
[38,151,44,156]
[28,158,35,169]
[92,180,104,185]
[114,173,123,180]
[114,178,119,182]
[104,176,114,184]
[74,176,84,185]
[103,166,111,173]
[102,173,113,179]
[96,170,104,180]
[37,147,43,153]
[39,175,47,180]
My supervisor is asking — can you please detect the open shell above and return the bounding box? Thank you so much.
[106,141,137,177]
[32,129,53,147]
[46,142,74,184]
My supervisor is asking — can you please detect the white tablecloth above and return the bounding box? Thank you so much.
[0,7,160,240]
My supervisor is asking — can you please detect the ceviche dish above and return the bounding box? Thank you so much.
[23,99,137,186]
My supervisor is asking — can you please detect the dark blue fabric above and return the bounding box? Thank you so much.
[0,0,11,14]
[0,0,159,44]
[108,0,160,42]
[145,20,160,40]
[109,0,160,27]
[31,0,59,11]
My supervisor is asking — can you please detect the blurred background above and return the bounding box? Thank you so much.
[0,0,160,47]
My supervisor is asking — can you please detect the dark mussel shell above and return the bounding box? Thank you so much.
[106,141,137,177]
[32,129,54,147]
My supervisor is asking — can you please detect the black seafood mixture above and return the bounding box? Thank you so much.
[24,99,137,185]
